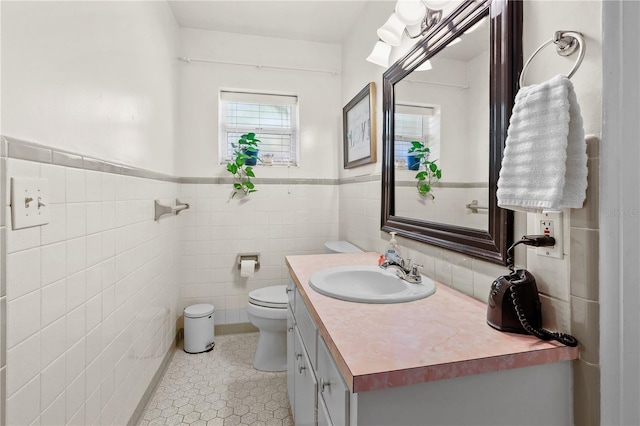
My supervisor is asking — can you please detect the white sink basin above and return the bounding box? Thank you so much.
[308,265,436,304]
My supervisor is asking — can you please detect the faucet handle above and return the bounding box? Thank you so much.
[410,263,423,276]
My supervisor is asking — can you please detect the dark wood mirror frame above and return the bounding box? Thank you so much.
[381,0,522,265]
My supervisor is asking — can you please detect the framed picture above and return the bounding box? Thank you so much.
[343,82,376,168]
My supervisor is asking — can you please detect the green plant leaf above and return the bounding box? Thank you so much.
[436,170,442,179]
[416,171,427,179]
[411,141,423,148]
[233,183,242,190]
[245,181,255,189]
[245,169,255,178]
[235,157,245,167]
[247,132,255,139]
[249,189,257,193]
[429,163,438,172]
[419,184,430,193]
[227,163,238,174]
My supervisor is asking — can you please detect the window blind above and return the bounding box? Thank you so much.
[220,90,299,166]
[394,104,440,167]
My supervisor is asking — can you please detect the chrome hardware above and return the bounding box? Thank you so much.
[466,199,489,214]
[320,378,330,393]
[380,257,422,284]
[154,199,190,221]
[298,364,305,373]
[520,30,585,87]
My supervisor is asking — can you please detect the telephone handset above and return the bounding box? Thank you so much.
[487,236,578,347]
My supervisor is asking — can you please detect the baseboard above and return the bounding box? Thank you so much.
[215,322,259,335]
[128,339,177,426]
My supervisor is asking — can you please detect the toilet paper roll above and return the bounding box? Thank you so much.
[240,259,256,278]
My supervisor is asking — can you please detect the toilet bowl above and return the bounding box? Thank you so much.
[247,285,288,371]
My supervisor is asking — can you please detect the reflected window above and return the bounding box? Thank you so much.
[394,104,440,170]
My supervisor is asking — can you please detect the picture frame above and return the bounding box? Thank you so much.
[343,82,376,168]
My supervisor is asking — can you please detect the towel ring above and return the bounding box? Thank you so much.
[519,31,585,88]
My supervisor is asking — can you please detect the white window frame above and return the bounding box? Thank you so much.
[219,89,299,166]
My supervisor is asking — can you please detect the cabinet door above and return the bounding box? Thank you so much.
[294,328,317,426]
[318,398,334,426]
[287,309,296,416]
[317,336,349,426]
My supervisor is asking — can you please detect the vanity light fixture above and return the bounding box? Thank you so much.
[366,0,454,68]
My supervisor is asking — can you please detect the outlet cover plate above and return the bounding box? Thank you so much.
[535,210,563,259]
[11,177,49,230]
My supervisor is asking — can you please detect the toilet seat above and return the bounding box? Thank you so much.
[249,285,288,309]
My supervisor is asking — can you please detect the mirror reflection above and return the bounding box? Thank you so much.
[393,16,489,231]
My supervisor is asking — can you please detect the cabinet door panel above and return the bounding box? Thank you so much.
[287,309,296,415]
[294,328,317,426]
[317,336,349,426]
[295,290,318,369]
[318,398,334,426]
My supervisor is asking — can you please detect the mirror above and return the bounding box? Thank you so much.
[381,0,522,265]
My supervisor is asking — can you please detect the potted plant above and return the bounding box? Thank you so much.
[226,133,261,198]
[407,140,442,199]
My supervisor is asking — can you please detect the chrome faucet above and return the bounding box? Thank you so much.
[380,257,423,284]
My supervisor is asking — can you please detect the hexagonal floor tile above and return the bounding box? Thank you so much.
[139,333,292,426]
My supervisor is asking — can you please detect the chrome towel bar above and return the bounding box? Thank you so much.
[154,199,190,221]
[466,200,488,214]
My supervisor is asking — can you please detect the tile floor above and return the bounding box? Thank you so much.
[140,333,293,426]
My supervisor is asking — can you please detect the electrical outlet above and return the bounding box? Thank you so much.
[535,211,563,259]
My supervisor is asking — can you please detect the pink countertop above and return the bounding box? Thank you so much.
[286,252,579,393]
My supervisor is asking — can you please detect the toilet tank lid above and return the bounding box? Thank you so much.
[325,240,363,253]
[184,304,215,318]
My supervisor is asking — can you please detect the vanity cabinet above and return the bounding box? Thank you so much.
[286,254,578,426]
[287,280,350,426]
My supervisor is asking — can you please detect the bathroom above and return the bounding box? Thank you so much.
[0,0,637,425]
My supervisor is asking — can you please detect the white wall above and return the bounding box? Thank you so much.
[1,1,179,175]
[1,2,181,425]
[174,28,341,322]
[176,28,342,179]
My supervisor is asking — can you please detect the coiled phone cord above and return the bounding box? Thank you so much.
[510,288,578,347]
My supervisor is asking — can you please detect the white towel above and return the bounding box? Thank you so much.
[497,74,588,212]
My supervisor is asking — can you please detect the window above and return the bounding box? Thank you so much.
[394,104,440,169]
[219,90,299,166]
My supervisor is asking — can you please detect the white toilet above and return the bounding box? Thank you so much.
[247,285,289,371]
[247,241,363,372]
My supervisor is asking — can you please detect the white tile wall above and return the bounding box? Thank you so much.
[3,158,178,425]
[177,183,339,321]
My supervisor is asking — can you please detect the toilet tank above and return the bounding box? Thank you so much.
[324,241,363,254]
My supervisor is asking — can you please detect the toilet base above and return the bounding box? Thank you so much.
[253,329,287,372]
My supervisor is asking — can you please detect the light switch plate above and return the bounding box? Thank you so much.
[10,177,49,230]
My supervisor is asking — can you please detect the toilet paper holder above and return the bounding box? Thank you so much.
[237,253,260,271]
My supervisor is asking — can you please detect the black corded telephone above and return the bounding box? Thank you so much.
[487,235,578,347]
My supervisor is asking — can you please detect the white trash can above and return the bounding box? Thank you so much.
[184,304,215,354]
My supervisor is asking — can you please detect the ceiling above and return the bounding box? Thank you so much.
[167,1,371,44]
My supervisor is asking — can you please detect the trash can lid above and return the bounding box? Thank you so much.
[184,304,214,318]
